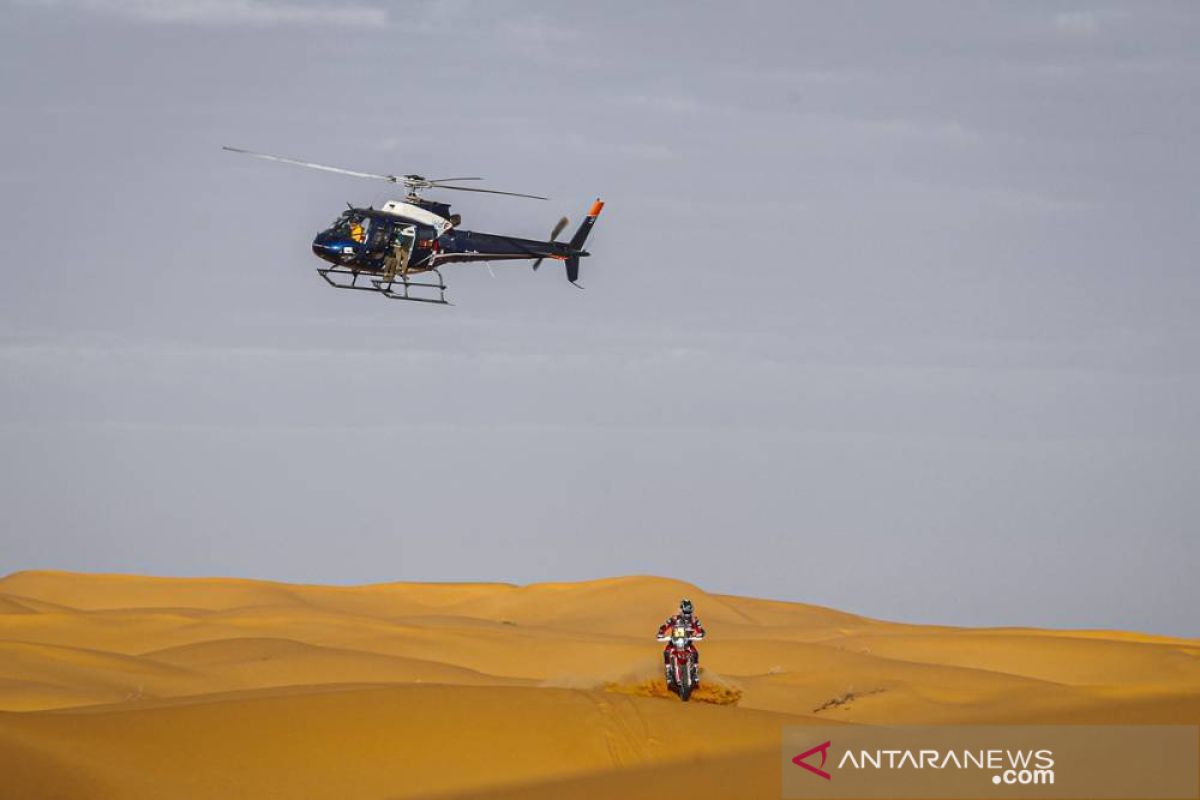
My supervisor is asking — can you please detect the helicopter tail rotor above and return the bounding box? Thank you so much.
[533,216,570,271]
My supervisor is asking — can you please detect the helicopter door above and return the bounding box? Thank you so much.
[364,217,389,251]
[383,223,417,279]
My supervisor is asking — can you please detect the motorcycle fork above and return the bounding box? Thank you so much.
[674,655,687,686]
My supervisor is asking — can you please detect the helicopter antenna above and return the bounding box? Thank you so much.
[222,146,547,200]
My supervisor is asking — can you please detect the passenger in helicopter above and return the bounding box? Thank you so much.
[382,225,416,280]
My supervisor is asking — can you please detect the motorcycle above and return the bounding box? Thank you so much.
[657,625,702,702]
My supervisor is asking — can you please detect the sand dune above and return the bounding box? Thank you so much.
[0,683,800,798]
[0,570,1196,798]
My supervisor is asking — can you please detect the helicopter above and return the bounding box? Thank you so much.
[223,146,604,305]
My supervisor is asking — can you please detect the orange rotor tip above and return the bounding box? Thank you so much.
[588,199,605,217]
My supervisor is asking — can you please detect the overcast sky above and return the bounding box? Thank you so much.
[1,1,1196,635]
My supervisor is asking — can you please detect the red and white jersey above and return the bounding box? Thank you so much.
[657,614,706,639]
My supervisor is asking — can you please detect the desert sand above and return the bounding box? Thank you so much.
[0,570,1196,798]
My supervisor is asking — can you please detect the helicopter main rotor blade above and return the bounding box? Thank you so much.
[224,147,548,199]
[222,146,399,183]
[433,184,548,201]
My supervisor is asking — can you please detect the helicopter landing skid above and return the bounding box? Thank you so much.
[316,266,450,305]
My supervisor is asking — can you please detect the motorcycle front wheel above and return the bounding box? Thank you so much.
[680,668,693,702]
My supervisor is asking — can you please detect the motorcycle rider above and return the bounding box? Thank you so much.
[657,598,705,686]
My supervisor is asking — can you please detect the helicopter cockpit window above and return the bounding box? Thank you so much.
[329,213,367,243]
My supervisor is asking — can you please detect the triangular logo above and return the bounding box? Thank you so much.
[792,740,833,780]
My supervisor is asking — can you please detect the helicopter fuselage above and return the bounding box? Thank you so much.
[310,199,586,276]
